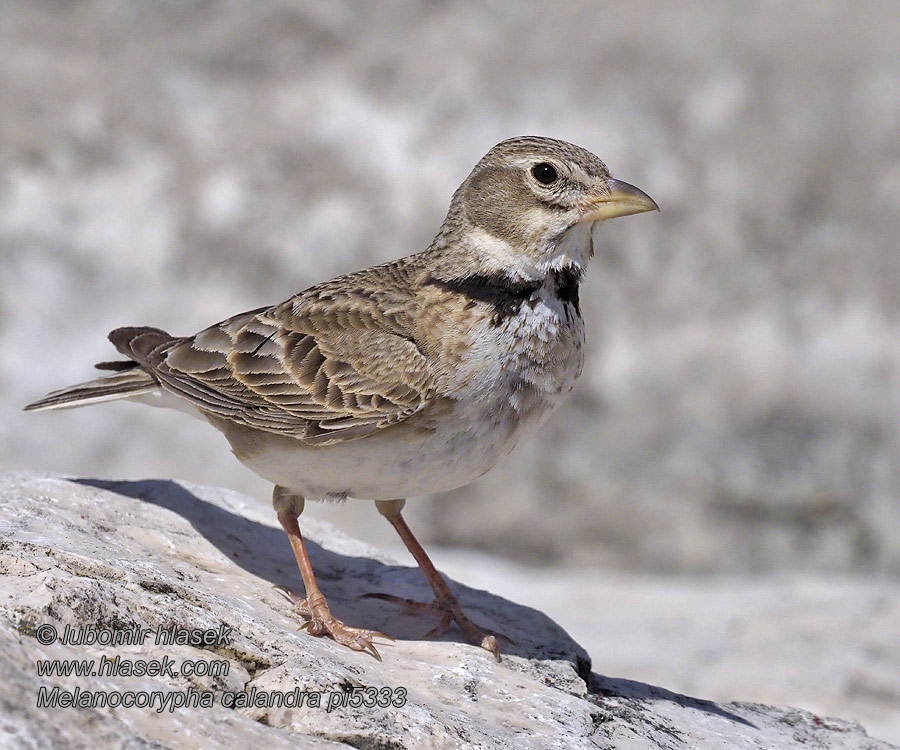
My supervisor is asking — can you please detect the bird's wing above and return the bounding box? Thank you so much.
[128,265,435,445]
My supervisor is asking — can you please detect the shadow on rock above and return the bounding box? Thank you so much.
[74,478,591,671]
[60,478,759,728]
[589,673,757,729]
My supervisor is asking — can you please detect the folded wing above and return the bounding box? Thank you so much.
[117,269,435,445]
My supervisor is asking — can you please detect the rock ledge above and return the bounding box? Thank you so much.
[0,473,893,749]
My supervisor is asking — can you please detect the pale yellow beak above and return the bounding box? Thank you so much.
[579,178,659,222]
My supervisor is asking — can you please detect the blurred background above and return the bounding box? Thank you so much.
[2,0,898,742]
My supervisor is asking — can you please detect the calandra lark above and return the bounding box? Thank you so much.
[26,136,657,660]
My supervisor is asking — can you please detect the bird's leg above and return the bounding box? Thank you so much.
[368,499,507,661]
[272,485,391,660]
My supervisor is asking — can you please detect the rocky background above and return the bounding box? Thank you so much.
[2,2,900,743]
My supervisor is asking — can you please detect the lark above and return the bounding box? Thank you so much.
[25,136,657,660]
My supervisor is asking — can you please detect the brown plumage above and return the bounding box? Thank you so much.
[25,136,658,660]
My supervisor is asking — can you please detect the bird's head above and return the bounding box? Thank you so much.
[446,135,658,279]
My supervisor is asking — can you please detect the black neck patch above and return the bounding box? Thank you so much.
[426,266,583,325]
[553,267,581,316]
[425,273,541,323]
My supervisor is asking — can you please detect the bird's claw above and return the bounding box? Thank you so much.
[275,585,393,660]
[273,584,312,618]
[361,591,511,661]
[303,617,392,661]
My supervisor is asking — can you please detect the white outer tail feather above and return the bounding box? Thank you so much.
[23,369,158,412]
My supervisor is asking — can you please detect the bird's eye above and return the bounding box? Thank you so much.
[531,162,558,185]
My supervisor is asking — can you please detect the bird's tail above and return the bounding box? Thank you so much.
[23,365,159,412]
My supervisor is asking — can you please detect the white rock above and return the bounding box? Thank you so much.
[0,473,893,749]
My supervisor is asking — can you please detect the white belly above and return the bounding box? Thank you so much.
[231,403,520,500]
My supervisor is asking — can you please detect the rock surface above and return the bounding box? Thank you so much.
[1,473,894,749]
[430,549,900,746]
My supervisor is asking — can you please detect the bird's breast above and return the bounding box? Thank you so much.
[448,280,585,429]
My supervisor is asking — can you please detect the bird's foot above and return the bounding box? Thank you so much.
[274,585,313,617]
[274,585,393,661]
[362,592,511,661]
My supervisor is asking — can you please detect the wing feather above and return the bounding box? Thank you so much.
[139,265,434,444]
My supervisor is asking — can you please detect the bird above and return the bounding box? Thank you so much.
[24,135,657,661]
